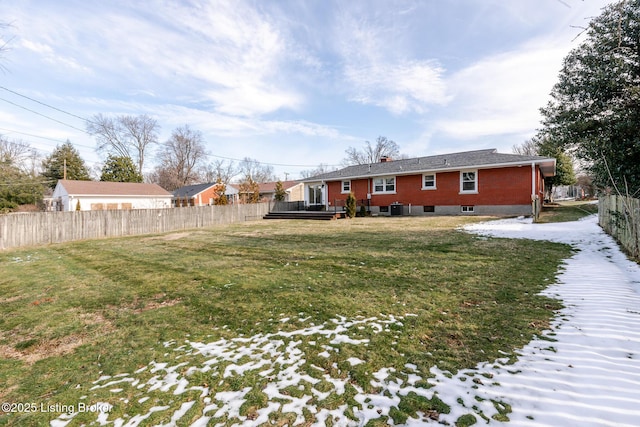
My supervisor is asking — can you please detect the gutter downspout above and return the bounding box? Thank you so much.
[322,180,328,210]
[531,162,537,219]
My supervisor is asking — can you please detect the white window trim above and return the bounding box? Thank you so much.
[460,170,478,194]
[341,180,351,194]
[373,176,397,194]
[461,205,475,213]
[422,173,437,190]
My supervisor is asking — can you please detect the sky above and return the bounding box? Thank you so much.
[50,213,640,426]
[1,0,613,181]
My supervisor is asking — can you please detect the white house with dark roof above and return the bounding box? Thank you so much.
[52,180,173,211]
[302,149,556,217]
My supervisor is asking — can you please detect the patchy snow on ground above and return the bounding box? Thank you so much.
[51,214,640,426]
[455,214,640,426]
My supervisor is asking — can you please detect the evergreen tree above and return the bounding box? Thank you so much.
[0,162,44,211]
[539,1,640,194]
[345,192,356,218]
[41,141,91,188]
[537,138,576,202]
[274,180,286,202]
[100,154,143,182]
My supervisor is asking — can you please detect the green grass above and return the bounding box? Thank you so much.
[537,200,598,223]
[0,216,572,425]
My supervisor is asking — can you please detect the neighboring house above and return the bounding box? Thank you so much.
[52,180,173,211]
[257,180,305,201]
[553,185,588,201]
[173,182,239,207]
[302,149,556,217]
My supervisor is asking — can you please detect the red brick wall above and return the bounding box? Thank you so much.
[175,186,222,207]
[327,166,539,207]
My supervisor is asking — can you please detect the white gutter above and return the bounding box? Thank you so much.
[323,180,328,210]
[311,159,555,182]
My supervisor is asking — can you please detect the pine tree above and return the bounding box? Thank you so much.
[100,154,143,182]
[41,141,91,188]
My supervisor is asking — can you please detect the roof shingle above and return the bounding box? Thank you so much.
[58,180,172,196]
[303,149,556,181]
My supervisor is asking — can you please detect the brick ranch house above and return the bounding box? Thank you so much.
[173,182,239,207]
[302,149,556,217]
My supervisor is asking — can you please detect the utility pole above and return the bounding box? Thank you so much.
[63,159,67,179]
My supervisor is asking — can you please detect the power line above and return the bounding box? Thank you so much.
[0,126,96,150]
[0,87,341,170]
[0,96,87,133]
[0,85,90,123]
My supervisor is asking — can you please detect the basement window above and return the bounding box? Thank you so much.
[423,205,435,213]
[461,205,475,213]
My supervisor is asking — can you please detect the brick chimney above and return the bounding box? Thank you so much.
[380,156,391,163]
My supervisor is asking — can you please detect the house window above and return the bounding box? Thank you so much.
[379,206,389,213]
[342,180,351,193]
[460,170,477,193]
[423,205,435,213]
[423,174,436,190]
[461,205,475,213]
[373,176,395,193]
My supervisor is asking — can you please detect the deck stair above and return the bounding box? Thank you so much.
[263,211,344,220]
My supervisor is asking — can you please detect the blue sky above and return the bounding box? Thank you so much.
[1,0,611,180]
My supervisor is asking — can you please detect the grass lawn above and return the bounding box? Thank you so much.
[537,200,599,223]
[0,215,573,426]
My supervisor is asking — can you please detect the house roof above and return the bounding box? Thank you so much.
[302,149,556,181]
[258,180,302,193]
[57,180,172,196]
[173,182,238,198]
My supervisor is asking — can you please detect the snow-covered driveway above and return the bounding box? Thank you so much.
[453,214,640,426]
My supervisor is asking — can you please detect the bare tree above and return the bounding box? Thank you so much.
[152,125,207,191]
[0,136,30,166]
[299,163,333,179]
[512,139,538,156]
[201,159,237,185]
[86,114,159,175]
[344,136,400,165]
[237,157,276,183]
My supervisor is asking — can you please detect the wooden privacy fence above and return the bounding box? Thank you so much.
[599,195,640,260]
[0,202,270,250]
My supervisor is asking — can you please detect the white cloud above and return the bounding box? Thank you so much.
[20,39,91,73]
[433,37,570,140]
[344,59,449,114]
[427,0,612,143]
[335,10,449,115]
[11,1,305,118]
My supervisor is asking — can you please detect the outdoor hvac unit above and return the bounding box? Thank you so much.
[390,203,403,216]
